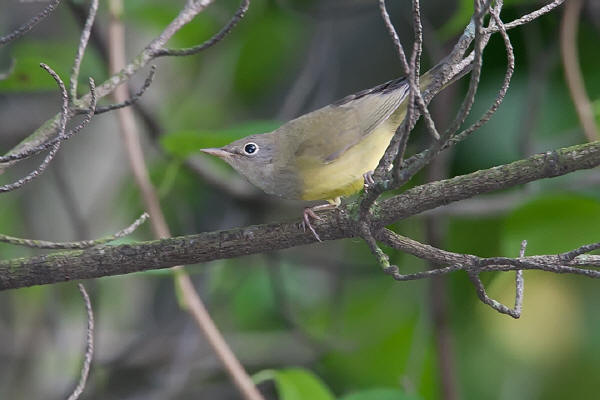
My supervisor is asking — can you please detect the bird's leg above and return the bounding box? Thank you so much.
[302,197,341,242]
[363,170,375,191]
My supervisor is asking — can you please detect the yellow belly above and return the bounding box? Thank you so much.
[299,120,396,201]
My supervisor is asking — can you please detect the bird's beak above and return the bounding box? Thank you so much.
[200,148,230,159]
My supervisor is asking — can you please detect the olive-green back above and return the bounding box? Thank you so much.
[275,77,410,169]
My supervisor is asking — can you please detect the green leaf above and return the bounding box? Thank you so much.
[0,41,104,92]
[160,120,282,158]
[339,388,421,400]
[447,216,504,257]
[253,368,335,400]
[501,194,600,256]
[319,281,420,387]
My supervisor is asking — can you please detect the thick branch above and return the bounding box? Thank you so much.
[375,141,600,227]
[2,141,599,290]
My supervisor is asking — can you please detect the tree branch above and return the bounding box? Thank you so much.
[374,141,600,228]
[106,1,264,398]
[560,0,599,142]
[66,283,95,400]
[1,0,223,166]
[2,140,599,290]
[0,0,61,46]
[69,0,98,100]
[0,213,147,249]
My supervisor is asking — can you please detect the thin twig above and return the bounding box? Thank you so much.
[0,143,61,193]
[488,0,567,33]
[0,97,96,165]
[358,0,493,226]
[153,0,250,57]
[0,64,70,193]
[465,239,525,319]
[0,0,61,46]
[0,213,148,249]
[378,0,438,166]
[467,272,521,318]
[107,1,265,398]
[66,283,94,400]
[66,0,109,62]
[515,240,526,315]
[442,0,490,139]
[69,0,99,100]
[559,242,600,262]
[560,0,599,142]
[93,66,157,114]
[388,1,511,190]
[446,2,515,147]
[0,77,97,192]
[407,0,440,142]
[377,228,600,281]
[384,264,467,281]
[2,0,221,162]
[357,0,425,220]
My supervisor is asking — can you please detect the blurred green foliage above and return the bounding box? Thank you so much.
[0,41,104,92]
[254,368,336,400]
[161,120,282,158]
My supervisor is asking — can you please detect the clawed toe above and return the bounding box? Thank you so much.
[302,208,322,242]
[363,171,375,189]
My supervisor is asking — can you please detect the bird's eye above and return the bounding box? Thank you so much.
[244,142,258,155]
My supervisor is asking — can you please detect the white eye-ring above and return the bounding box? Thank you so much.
[243,142,259,155]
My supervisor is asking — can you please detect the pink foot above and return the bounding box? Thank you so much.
[302,207,322,242]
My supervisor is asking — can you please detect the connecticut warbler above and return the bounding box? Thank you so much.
[200,68,439,240]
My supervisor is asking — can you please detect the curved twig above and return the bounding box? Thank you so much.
[446,3,515,147]
[487,0,567,33]
[153,0,250,57]
[0,76,96,192]
[69,0,98,100]
[560,0,599,142]
[0,64,69,193]
[0,0,61,46]
[0,213,148,249]
[2,0,222,163]
[0,100,96,165]
[66,283,95,400]
[93,66,157,114]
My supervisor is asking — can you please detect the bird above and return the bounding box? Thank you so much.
[200,68,440,241]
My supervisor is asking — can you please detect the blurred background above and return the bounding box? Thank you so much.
[0,0,599,399]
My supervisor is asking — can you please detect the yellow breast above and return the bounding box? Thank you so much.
[298,119,396,201]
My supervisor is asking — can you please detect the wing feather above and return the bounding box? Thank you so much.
[284,78,409,164]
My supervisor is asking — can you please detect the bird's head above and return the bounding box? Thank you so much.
[200,133,277,191]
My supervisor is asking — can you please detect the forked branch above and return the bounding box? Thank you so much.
[359,0,577,317]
